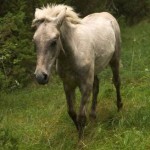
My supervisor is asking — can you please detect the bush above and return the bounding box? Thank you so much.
[114,0,150,25]
[0,12,35,90]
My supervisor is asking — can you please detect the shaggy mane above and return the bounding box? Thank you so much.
[33,4,81,24]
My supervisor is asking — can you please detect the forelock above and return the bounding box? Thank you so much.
[33,4,81,24]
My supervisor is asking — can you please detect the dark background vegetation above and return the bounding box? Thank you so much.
[0,0,149,90]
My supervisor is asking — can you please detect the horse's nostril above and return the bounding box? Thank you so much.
[35,71,49,84]
[43,72,48,81]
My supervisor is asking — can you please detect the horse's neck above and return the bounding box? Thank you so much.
[59,21,76,58]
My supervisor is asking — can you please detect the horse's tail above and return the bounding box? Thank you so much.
[111,18,121,59]
[100,12,121,58]
[109,15,122,67]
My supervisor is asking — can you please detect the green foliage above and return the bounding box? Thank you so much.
[0,11,35,90]
[0,128,19,150]
[114,0,150,24]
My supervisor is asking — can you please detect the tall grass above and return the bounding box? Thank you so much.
[0,21,150,150]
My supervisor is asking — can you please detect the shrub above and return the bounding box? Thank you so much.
[0,12,35,90]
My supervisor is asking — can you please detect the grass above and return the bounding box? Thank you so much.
[0,21,150,150]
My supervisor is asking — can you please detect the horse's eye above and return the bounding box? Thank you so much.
[51,40,57,47]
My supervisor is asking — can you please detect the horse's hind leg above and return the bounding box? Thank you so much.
[110,58,123,111]
[63,83,78,130]
[89,75,99,119]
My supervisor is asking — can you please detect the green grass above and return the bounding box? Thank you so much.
[0,21,150,150]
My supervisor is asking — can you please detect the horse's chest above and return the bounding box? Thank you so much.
[56,60,77,82]
[56,57,91,84]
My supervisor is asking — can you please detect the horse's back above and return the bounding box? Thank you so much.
[81,12,120,73]
[82,12,119,27]
[82,12,120,43]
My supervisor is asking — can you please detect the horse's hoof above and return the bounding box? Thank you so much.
[89,112,96,120]
[77,140,87,149]
[117,102,123,111]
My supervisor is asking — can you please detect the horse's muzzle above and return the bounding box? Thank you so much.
[35,72,49,85]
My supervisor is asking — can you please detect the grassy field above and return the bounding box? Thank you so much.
[0,21,150,150]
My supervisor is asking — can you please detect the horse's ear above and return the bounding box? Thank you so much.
[55,8,67,28]
[31,18,45,31]
[31,19,37,31]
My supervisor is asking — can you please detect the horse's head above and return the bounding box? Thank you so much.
[32,8,66,84]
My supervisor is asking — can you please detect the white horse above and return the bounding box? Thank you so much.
[32,4,123,140]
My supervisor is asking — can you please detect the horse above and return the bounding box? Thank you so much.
[32,4,123,140]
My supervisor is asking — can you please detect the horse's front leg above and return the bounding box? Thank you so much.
[78,80,93,140]
[63,82,78,130]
